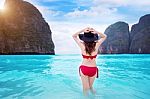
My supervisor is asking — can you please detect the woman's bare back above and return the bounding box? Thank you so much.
[81,48,98,67]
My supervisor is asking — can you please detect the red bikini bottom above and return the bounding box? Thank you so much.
[79,65,98,78]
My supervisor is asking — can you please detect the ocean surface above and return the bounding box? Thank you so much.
[0,54,150,99]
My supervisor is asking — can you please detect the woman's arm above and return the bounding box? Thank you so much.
[72,29,84,38]
[72,28,86,49]
[91,29,107,48]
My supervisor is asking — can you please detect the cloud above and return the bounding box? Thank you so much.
[35,5,62,17]
[25,0,58,3]
[64,0,150,24]
[25,0,150,24]
[92,0,127,7]
[25,0,126,24]
[91,0,150,7]
[0,0,5,9]
[91,0,150,12]
[64,5,125,24]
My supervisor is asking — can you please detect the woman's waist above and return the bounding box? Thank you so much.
[81,62,97,67]
[81,61,96,66]
[80,64,97,68]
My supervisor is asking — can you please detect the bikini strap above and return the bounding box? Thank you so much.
[82,54,97,59]
[97,67,98,78]
[79,66,81,76]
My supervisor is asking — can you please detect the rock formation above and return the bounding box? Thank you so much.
[0,0,55,54]
[130,14,150,53]
[100,22,130,54]
[99,14,150,54]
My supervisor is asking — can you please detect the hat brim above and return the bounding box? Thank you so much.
[79,34,99,42]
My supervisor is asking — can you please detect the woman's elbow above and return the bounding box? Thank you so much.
[72,34,75,38]
[102,34,107,39]
[72,34,77,38]
[104,35,107,39]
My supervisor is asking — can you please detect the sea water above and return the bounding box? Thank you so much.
[0,54,150,99]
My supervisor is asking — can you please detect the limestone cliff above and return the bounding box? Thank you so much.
[100,22,130,54]
[130,14,150,53]
[0,0,55,54]
[99,14,150,54]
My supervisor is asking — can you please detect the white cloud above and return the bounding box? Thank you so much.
[63,0,126,24]
[35,5,61,17]
[0,0,5,9]
[40,0,60,2]
[65,5,124,24]
[24,0,150,24]
[92,0,127,7]
[91,0,150,12]
[126,0,150,6]
[24,0,56,3]
[65,0,150,24]
[65,7,117,18]
[90,0,150,7]
[24,0,64,22]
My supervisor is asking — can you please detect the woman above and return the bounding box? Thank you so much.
[72,27,107,96]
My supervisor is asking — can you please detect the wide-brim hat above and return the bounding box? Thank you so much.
[79,32,99,42]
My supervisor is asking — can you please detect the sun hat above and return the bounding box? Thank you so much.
[79,31,99,42]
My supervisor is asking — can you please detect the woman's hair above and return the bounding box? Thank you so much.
[84,41,96,55]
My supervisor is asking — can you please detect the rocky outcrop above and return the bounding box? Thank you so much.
[99,14,150,54]
[0,0,55,54]
[129,14,150,53]
[100,22,130,54]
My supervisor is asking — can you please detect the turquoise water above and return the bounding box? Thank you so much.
[0,54,150,99]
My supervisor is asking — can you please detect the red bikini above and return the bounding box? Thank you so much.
[79,54,99,78]
[82,54,97,59]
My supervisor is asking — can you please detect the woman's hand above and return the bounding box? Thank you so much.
[90,28,97,34]
[81,27,98,34]
[72,27,90,37]
[83,27,91,33]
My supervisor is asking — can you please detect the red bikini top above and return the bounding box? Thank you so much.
[82,54,97,59]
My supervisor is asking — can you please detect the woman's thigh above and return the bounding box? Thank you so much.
[80,69,90,89]
[89,72,97,87]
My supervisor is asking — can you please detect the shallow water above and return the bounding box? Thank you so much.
[0,54,150,99]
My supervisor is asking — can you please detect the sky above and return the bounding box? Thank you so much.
[0,0,150,54]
